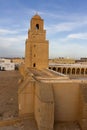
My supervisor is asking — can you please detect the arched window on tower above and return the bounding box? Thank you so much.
[36,24,39,30]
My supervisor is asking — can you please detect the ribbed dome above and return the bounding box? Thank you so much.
[32,14,41,19]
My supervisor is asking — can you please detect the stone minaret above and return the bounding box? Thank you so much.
[25,14,49,70]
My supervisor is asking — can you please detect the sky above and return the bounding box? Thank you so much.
[0,0,87,59]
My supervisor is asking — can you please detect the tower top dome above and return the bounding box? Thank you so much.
[32,14,41,19]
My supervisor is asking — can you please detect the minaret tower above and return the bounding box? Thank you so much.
[25,14,49,70]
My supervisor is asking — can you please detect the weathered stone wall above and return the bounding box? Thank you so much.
[53,82,80,122]
[79,84,87,130]
[35,82,54,130]
[19,63,25,77]
[18,77,35,117]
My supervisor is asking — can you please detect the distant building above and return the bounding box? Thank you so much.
[11,58,25,71]
[76,57,87,64]
[49,57,75,64]
[0,58,15,71]
[11,58,24,64]
[0,58,11,63]
[81,58,87,61]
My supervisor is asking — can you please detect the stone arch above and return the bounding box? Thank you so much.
[81,68,84,75]
[72,68,75,74]
[67,68,71,74]
[62,68,66,74]
[53,67,56,71]
[57,67,61,73]
[85,68,87,74]
[76,68,80,75]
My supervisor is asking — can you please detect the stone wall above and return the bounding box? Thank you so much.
[35,82,54,130]
[18,71,87,129]
[79,84,87,130]
[53,82,80,122]
[18,76,35,117]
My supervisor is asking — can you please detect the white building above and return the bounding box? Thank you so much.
[0,58,15,71]
[0,58,11,63]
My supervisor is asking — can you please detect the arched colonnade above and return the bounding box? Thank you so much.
[49,65,87,75]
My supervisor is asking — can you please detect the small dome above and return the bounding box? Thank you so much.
[32,14,41,19]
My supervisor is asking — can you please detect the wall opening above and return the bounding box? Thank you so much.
[33,63,36,67]
[67,68,71,74]
[53,67,56,71]
[72,68,75,74]
[58,68,61,73]
[36,24,39,30]
[81,68,84,75]
[34,54,36,57]
[76,68,80,75]
[62,68,66,74]
[2,67,5,71]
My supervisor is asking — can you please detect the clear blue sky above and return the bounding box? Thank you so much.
[0,0,87,59]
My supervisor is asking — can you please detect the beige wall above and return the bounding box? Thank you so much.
[53,82,80,122]
[18,79,34,116]
[18,78,81,122]
[34,82,54,130]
